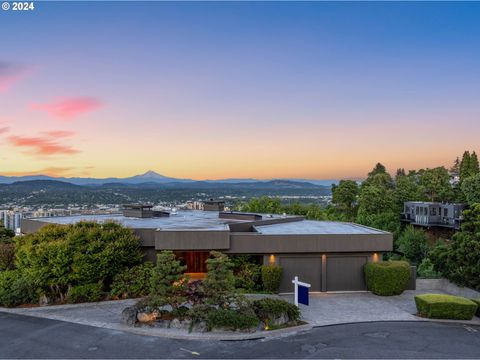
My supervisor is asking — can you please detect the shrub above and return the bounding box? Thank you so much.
[0,243,15,271]
[364,261,410,296]
[415,294,478,320]
[396,226,429,265]
[471,299,480,317]
[0,270,38,307]
[234,263,261,291]
[67,283,103,304]
[110,262,154,299]
[261,265,282,293]
[417,258,441,279]
[185,280,205,305]
[206,308,259,331]
[252,298,300,323]
[14,221,143,302]
[203,251,236,307]
[148,251,188,310]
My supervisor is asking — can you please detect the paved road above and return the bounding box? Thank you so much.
[1,312,480,359]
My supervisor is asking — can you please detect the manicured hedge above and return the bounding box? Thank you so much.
[364,261,410,296]
[415,294,478,320]
[471,299,480,317]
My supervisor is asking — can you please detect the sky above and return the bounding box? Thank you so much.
[1,1,480,180]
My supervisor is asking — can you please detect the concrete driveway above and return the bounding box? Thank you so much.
[283,289,480,327]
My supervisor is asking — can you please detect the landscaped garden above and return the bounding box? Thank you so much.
[121,250,300,333]
[0,221,302,333]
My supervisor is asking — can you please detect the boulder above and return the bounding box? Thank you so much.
[137,311,158,323]
[121,306,138,326]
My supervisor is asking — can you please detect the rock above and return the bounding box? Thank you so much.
[170,318,191,329]
[137,311,158,323]
[121,306,138,326]
[154,319,171,328]
[271,313,289,326]
[191,321,208,333]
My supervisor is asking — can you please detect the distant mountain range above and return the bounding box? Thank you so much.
[0,170,339,187]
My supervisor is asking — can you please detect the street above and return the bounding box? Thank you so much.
[1,312,480,358]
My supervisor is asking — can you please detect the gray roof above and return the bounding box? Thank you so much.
[30,210,277,231]
[255,220,386,235]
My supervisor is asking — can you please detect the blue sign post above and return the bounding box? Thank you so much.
[292,276,311,306]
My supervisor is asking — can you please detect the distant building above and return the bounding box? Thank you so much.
[122,204,169,218]
[186,199,225,211]
[202,199,225,212]
[401,201,466,230]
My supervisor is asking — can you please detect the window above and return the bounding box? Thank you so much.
[430,208,436,216]
[444,208,448,217]
[416,207,419,215]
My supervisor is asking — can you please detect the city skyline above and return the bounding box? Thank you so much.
[1,2,480,180]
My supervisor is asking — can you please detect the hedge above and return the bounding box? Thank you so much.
[206,308,259,331]
[415,294,478,320]
[364,261,410,296]
[261,265,282,293]
[472,299,480,317]
[252,298,300,323]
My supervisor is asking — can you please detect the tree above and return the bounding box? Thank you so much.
[363,163,394,189]
[148,251,188,310]
[331,180,359,221]
[239,197,283,214]
[396,226,429,265]
[0,225,15,271]
[459,151,480,183]
[394,172,426,212]
[14,221,143,302]
[418,167,453,202]
[203,251,236,308]
[430,204,480,290]
[356,184,400,235]
[368,163,387,177]
[450,157,461,175]
[461,173,480,205]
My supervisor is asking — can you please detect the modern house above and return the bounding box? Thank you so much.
[21,209,394,293]
[401,201,466,230]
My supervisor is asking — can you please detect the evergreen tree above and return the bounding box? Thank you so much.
[148,251,188,310]
[203,251,236,308]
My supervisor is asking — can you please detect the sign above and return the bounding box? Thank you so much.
[292,276,311,306]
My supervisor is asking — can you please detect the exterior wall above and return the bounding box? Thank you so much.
[155,230,230,250]
[228,233,393,254]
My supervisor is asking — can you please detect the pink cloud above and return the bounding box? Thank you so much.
[42,130,75,138]
[30,97,103,120]
[0,126,9,135]
[8,135,79,156]
[0,61,30,93]
[2,167,74,177]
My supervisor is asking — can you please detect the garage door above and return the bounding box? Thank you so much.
[326,256,368,291]
[278,256,322,293]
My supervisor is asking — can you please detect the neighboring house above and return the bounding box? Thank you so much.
[22,209,393,293]
[401,201,466,230]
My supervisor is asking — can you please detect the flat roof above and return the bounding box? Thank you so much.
[255,220,387,235]
[30,210,283,231]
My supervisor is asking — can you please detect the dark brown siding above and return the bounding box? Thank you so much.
[278,255,322,292]
[155,230,230,250]
[228,233,392,254]
[326,255,369,291]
